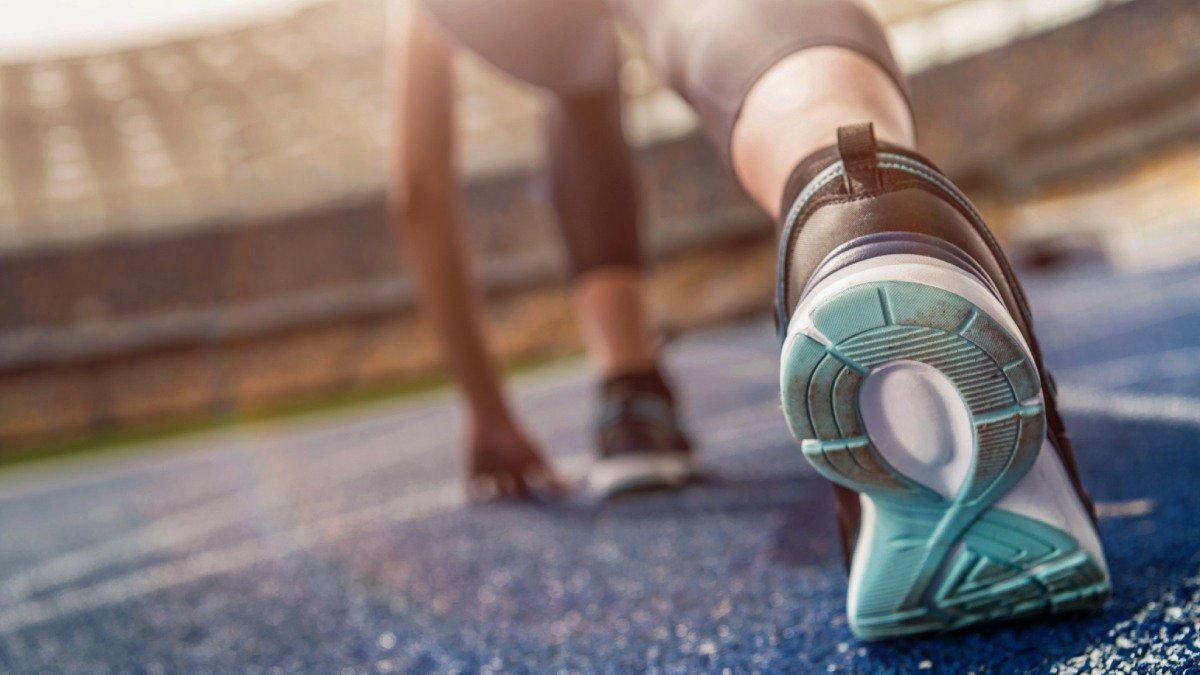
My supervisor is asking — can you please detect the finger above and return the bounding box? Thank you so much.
[466,474,498,503]
[525,463,572,495]
[493,473,518,499]
[511,471,531,497]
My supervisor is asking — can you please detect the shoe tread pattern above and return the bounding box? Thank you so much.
[782,281,1110,639]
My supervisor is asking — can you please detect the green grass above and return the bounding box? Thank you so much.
[0,351,584,473]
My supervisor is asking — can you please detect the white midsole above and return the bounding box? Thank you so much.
[585,453,695,496]
[785,254,1108,598]
[785,254,1032,355]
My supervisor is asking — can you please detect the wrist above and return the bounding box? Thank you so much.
[458,382,506,417]
[466,403,518,436]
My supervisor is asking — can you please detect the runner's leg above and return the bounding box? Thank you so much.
[421,0,658,377]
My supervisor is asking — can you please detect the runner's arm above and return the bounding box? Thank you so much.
[389,6,566,498]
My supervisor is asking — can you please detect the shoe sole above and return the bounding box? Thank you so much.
[586,453,695,498]
[781,254,1110,639]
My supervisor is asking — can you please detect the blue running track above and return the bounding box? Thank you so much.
[1,259,1198,673]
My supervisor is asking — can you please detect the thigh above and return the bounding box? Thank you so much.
[605,0,905,165]
[420,0,619,94]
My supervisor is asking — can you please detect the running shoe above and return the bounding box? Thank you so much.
[586,368,695,496]
[777,123,1111,639]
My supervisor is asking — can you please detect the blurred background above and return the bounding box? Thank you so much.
[1,0,1197,458]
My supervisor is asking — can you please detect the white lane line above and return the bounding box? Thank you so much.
[1031,273,1200,324]
[1095,499,1155,519]
[1053,569,1200,674]
[0,364,587,506]
[0,482,463,635]
[0,494,254,606]
[0,433,251,507]
[0,387,585,607]
[1,380,1186,635]
[6,345,1194,633]
[1057,346,1200,388]
[1040,304,1200,352]
[1059,387,1200,427]
[0,402,786,634]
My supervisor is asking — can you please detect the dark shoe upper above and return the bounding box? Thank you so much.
[777,123,1095,565]
[596,368,692,460]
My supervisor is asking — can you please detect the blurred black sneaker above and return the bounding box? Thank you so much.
[586,367,695,497]
[776,123,1110,639]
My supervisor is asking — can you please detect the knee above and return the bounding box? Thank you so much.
[682,0,887,76]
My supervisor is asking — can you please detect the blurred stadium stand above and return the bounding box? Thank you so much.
[1,0,1197,448]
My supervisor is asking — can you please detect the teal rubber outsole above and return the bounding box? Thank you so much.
[781,281,1110,640]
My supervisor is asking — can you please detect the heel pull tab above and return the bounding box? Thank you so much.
[837,122,882,194]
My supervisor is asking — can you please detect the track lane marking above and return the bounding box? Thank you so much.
[1058,387,1200,427]
[1057,345,1200,388]
[0,388,588,606]
[0,402,786,633]
[0,364,590,506]
[3,383,1196,634]
[3,321,1199,637]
